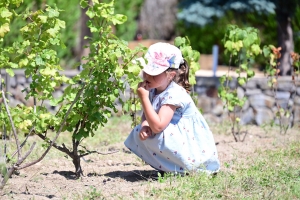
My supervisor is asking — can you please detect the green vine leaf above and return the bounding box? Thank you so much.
[46,7,59,18]
[5,68,14,77]
[111,14,127,25]
[0,7,13,18]
[0,23,10,37]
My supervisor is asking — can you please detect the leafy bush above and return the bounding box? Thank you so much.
[1,0,81,68]
[2,0,143,69]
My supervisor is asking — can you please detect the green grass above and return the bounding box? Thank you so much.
[1,116,300,199]
[0,115,133,161]
[83,114,133,146]
[136,142,300,199]
[80,186,103,200]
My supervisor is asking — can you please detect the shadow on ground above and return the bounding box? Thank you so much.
[51,168,163,182]
[52,170,78,180]
[103,170,161,182]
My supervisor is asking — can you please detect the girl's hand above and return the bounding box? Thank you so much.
[137,81,149,99]
[139,125,153,141]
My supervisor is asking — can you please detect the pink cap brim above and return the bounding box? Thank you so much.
[134,57,168,76]
[143,65,168,76]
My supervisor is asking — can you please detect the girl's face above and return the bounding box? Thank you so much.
[143,71,173,94]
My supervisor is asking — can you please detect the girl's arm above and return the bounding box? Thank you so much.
[140,96,176,133]
[140,113,150,128]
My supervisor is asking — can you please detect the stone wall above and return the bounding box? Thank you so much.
[0,69,78,111]
[196,75,300,126]
[1,69,300,126]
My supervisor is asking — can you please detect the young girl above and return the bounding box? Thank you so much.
[124,42,220,174]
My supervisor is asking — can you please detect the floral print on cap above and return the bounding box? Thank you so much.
[139,42,184,76]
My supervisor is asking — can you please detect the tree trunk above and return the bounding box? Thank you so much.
[75,3,92,65]
[72,155,83,178]
[275,0,297,76]
[72,139,83,178]
[138,0,179,40]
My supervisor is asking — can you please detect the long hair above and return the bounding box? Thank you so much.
[167,59,191,93]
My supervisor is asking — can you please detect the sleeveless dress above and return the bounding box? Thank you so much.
[124,81,220,173]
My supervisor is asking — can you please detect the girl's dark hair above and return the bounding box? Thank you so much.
[167,59,191,93]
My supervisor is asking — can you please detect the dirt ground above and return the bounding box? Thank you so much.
[0,125,299,200]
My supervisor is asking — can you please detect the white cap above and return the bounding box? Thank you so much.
[137,42,184,76]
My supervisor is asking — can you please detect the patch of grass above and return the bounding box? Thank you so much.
[52,115,132,148]
[145,142,300,199]
[209,119,232,135]
[83,115,132,146]
[80,186,103,200]
[0,115,133,162]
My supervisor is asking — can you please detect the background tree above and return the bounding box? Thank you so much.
[78,0,143,64]
[109,0,144,41]
[137,0,179,40]
[77,0,91,64]
[177,0,300,75]
[274,0,298,75]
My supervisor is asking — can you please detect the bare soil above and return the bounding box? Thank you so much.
[0,125,299,200]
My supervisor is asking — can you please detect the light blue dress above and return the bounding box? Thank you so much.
[124,81,220,173]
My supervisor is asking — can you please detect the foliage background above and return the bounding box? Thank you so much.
[3,0,300,70]
[2,0,143,69]
[176,1,300,68]
[2,0,80,68]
